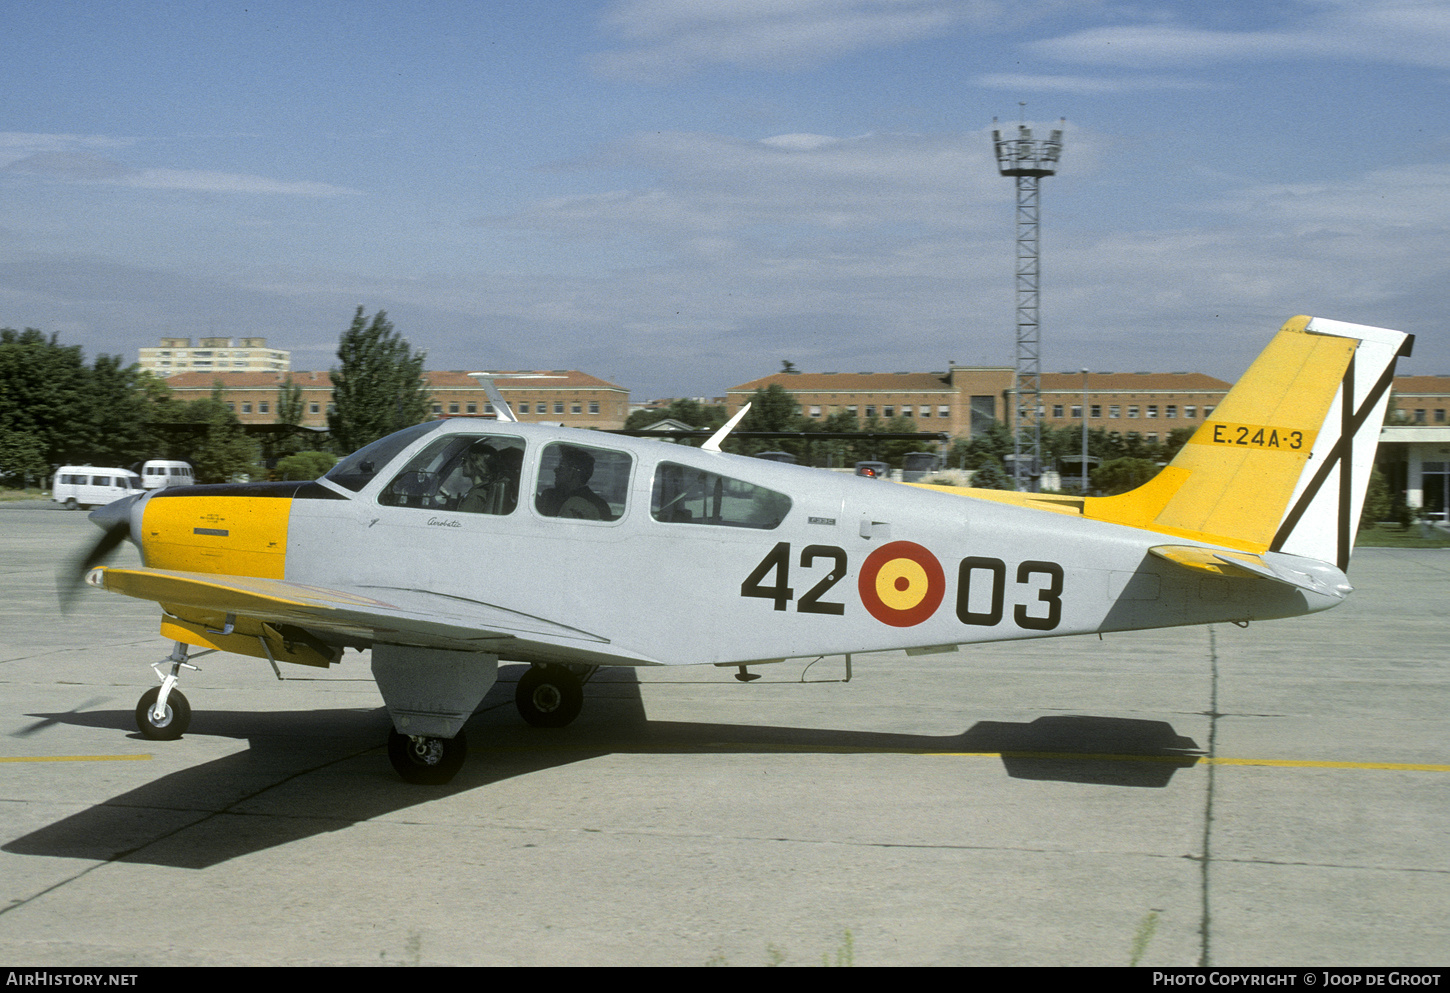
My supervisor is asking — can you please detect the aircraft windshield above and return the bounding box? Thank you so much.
[651,463,791,529]
[324,421,446,492]
[379,434,525,514]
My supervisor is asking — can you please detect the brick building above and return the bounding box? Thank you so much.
[728,366,1231,441]
[162,369,631,431]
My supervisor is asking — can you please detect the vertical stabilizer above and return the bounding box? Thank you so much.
[1088,316,1411,568]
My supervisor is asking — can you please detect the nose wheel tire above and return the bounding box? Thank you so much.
[135,686,190,740]
[515,666,584,728]
[387,729,467,785]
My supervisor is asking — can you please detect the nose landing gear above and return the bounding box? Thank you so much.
[135,642,202,740]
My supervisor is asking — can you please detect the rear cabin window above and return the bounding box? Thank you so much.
[534,443,632,522]
[651,463,792,529]
[378,434,525,515]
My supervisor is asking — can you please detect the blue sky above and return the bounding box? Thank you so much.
[2,0,1448,400]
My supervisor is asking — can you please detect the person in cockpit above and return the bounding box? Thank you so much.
[458,440,523,515]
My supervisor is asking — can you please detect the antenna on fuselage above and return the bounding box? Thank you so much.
[466,372,569,424]
[701,402,751,453]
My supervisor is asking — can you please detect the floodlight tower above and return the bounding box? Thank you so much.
[992,114,1064,492]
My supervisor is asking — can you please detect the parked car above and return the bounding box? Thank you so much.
[901,452,943,482]
[854,461,890,479]
[139,459,196,490]
[52,467,142,510]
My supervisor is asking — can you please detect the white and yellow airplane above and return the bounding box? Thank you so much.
[69,316,1410,784]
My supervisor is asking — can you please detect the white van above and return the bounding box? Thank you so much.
[52,467,142,510]
[140,460,196,490]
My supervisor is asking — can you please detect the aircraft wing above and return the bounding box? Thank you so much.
[87,566,661,666]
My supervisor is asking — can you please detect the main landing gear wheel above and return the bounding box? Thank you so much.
[515,665,584,728]
[135,686,190,740]
[387,729,467,785]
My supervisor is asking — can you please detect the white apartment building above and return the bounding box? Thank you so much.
[139,337,290,377]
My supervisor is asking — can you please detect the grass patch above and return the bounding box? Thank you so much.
[1356,523,1450,548]
[0,489,51,502]
[1129,910,1159,967]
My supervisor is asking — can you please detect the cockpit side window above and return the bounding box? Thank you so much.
[325,421,446,492]
[378,434,525,514]
[534,443,632,522]
[651,463,792,529]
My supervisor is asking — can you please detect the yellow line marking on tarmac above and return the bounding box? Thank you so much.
[1205,756,1450,773]
[0,754,152,764]
[10,748,1442,774]
[484,743,1450,771]
[929,752,1450,772]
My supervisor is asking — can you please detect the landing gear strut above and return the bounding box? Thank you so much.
[515,664,587,728]
[135,642,199,740]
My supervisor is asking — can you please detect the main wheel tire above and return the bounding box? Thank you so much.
[515,666,584,728]
[387,729,467,785]
[64,498,78,510]
[135,687,190,740]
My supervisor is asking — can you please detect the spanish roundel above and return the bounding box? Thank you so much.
[857,541,945,627]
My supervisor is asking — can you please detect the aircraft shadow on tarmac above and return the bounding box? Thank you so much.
[5,665,1202,870]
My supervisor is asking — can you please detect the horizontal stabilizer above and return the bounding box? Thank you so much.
[1148,545,1351,599]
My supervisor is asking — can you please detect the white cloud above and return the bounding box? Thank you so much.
[450,128,1450,391]
[592,0,980,80]
[758,133,844,150]
[120,169,361,197]
[1028,0,1450,70]
[975,72,1208,94]
[485,129,1014,244]
[0,132,134,169]
[0,134,360,197]
[1213,163,1450,231]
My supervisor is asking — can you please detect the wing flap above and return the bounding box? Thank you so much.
[87,567,660,663]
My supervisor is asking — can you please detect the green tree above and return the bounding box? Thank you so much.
[1091,457,1162,496]
[277,375,304,427]
[275,450,338,480]
[732,384,803,457]
[85,353,151,466]
[183,385,261,483]
[970,459,1014,490]
[328,307,431,454]
[948,420,1013,473]
[816,409,861,467]
[0,428,49,488]
[1360,465,1392,528]
[740,383,800,433]
[1161,426,1196,463]
[0,327,89,470]
[623,398,727,433]
[133,372,194,461]
[875,413,927,467]
[271,375,308,458]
